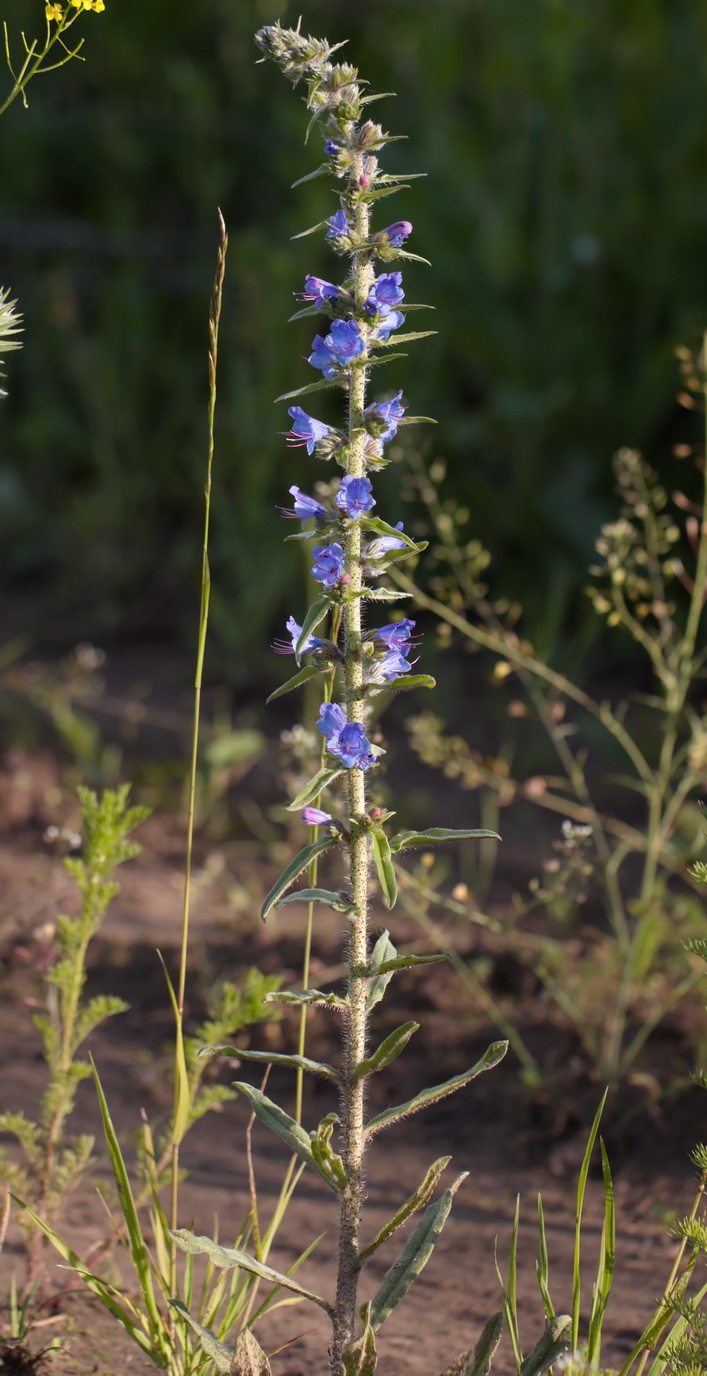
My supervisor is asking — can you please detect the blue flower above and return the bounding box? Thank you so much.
[298,275,340,308]
[375,619,417,650]
[284,406,334,456]
[308,320,366,378]
[365,272,405,314]
[273,615,325,656]
[302,806,333,825]
[365,648,412,684]
[372,310,406,342]
[364,520,407,558]
[323,140,340,156]
[279,484,329,523]
[364,390,406,441]
[326,208,351,239]
[316,701,375,769]
[312,543,345,586]
[382,220,413,247]
[335,475,376,519]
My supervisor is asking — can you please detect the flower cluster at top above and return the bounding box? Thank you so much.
[258,21,430,774]
[46,0,105,16]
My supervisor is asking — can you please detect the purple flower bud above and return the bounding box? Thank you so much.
[382,220,413,248]
[279,484,329,523]
[284,406,333,456]
[273,615,325,656]
[364,390,406,442]
[335,475,376,520]
[312,542,345,586]
[323,140,340,156]
[298,276,340,308]
[308,320,366,378]
[302,806,334,825]
[326,208,351,239]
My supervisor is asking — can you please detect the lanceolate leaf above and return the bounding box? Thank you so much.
[365,928,397,1011]
[261,836,339,921]
[371,829,397,909]
[369,1175,467,1331]
[233,1081,342,1193]
[263,987,349,1011]
[389,828,501,852]
[519,1316,572,1376]
[365,953,448,976]
[170,1230,333,1314]
[295,597,333,663]
[287,764,344,810]
[368,674,435,695]
[366,1041,508,1137]
[361,587,412,601]
[275,376,343,404]
[277,887,357,913]
[343,1303,377,1376]
[467,1312,505,1376]
[290,217,329,240]
[203,1044,341,1083]
[291,163,329,188]
[359,1156,451,1262]
[370,330,438,347]
[266,665,325,704]
[169,1301,234,1374]
[364,351,408,370]
[356,1021,419,1078]
[361,516,420,551]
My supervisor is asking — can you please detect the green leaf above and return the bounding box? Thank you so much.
[370,1175,467,1331]
[520,1317,572,1376]
[277,887,356,914]
[287,763,344,810]
[370,330,438,347]
[361,517,420,551]
[155,955,190,1146]
[360,1156,451,1263]
[291,164,329,188]
[364,351,408,370]
[261,836,339,921]
[389,828,501,852]
[295,596,332,662]
[366,1041,508,1137]
[290,218,329,240]
[275,376,343,404]
[572,1090,608,1351]
[385,249,431,265]
[288,304,322,321]
[365,928,397,1011]
[368,674,435,695]
[371,829,397,909]
[168,1301,234,1374]
[356,1021,419,1079]
[364,953,448,976]
[536,1195,555,1320]
[586,1139,615,1367]
[466,1312,505,1376]
[91,1060,164,1336]
[343,1302,377,1376]
[310,1124,347,1192]
[10,1197,165,1363]
[398,414,438,424]
[232,1082,340,1193]
[231,1328,274,1376]
[266,664,325,704]
[202,1043,341,1083]
[361,587,412,601]
[263,987,349,1011]
[170,1230,333,1314]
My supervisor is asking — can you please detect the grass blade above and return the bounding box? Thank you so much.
[572,1089,608,1352]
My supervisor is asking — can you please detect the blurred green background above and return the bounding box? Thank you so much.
[2,0,707,678]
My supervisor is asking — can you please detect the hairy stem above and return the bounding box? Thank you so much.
[331,162,375,1375]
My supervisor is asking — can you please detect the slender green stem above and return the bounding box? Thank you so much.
[330,162,375,1376]
[169,214,228,1294]
[0,15,85,118]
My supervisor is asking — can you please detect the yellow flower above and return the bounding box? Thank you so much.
[45,2,63,18]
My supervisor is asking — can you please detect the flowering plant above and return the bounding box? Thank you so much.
[170,23,508,1376]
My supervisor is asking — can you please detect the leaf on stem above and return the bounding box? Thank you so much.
[366,1041,508,1137]
[291,164,329,188]
[295,596,333,663]
[266,664,326,703]
[170,1229,333,1314]
[290,218,329,240]
[359,1156,451,1262]
[361,516,420,551]
[365,928,397,1011]
[572,1090,608,1351]
[169,1301,235,1374]
[355,1021,419,1078]
[370,330,438,348]
[369,1174,467,1330]
[466,1311,505,1376]
[586,1139,615,1367]
[261,836,339,921]
[277,887,357,914]
[371,828,397,909]
[202,1044,341,1083]
[368,674,435,695]
[364,953,448,976]
[343,1302,377,1376]
[361,587,412,601]
[287,764,344,809]
[389,828,500,852]
[232,1081,342,1193]
[263,987,349,1011]
[275,377,343,404]
[519,1317,572,1376]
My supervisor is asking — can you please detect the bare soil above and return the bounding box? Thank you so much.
[0,751,703,1376]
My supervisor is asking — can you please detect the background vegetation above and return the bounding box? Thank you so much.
[2,0,707,673]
